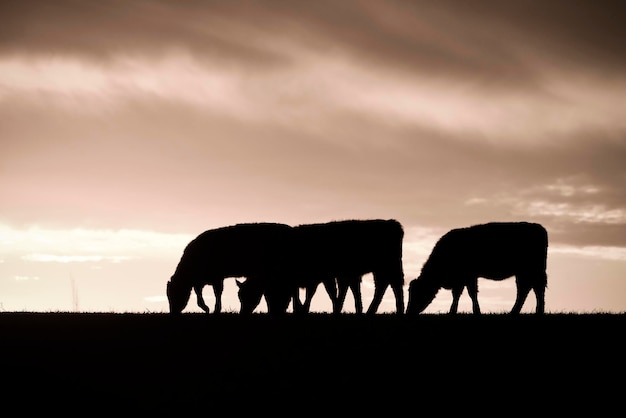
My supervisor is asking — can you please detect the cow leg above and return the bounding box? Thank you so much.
[516,271,547,314]
[467,278,481,315]
[299,283,319,314]
[213,280,224,314]
[336,277,349,314]
[366,271,390,315]
[194,285,210,314]
[270,286,296,315]
[366,280,387,315]
[449,286,463,314]
[367,272,404,315]
[533,271,547,314]
[277,285,295,315]
[321,277,339,314]
[534,286,545,314]
[391,281,404,315]
[366,273,387,315]
[511,275,532,314]
[304,283,318,313]
[350,278,363,315]
[291,287,305,314]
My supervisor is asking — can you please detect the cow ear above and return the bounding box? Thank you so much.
[236,280,243,288]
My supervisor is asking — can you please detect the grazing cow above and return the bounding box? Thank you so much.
[238,219,405,315]
[406,222,548,315]
[166,222,293,314]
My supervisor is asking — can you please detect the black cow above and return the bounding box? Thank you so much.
[167,223,293,314]
[238,219,405,315]
[406,222,548,315]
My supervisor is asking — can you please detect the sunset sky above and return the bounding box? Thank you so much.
[1,0,625,314]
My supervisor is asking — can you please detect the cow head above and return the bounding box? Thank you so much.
[236,279,264,314]
[166,278,192,314]
[406,278,439,314]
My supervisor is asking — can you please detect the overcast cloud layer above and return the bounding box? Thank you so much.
[2,0,625,251]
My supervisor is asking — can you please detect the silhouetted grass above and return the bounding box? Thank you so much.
[1,312,623,414]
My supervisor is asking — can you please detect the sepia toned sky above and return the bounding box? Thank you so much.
[1,0,625,313]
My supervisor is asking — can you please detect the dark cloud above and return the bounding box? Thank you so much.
[2,0,625,82]
[0,0,290,68]
[550,223,626,248]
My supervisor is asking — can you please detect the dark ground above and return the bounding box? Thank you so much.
[1,312,623,414]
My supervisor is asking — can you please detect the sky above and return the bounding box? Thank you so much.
[1,0,625,314]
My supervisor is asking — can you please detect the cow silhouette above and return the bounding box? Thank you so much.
[406,222,548,315]
[238,219,405,315]
[166,222,293,314]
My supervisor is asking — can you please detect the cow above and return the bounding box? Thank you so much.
[237,219,405,315]
[406,222,548,315]
[166,222,294,314]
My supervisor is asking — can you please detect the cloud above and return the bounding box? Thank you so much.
[0,224,193,259]
[144,295,167,303]
[2,90,624,245]
[21,254,133,263]
[2,46,625,142]
[1,0,625,252]
[550,245,626,262]
[3,1,625,146]
[14,275,39,281]
[3,1,625,78]
[466,175,626,225]
[459,157,626,245]
[519,202,626,225]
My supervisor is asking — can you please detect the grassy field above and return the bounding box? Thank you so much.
[1,312,623,414]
